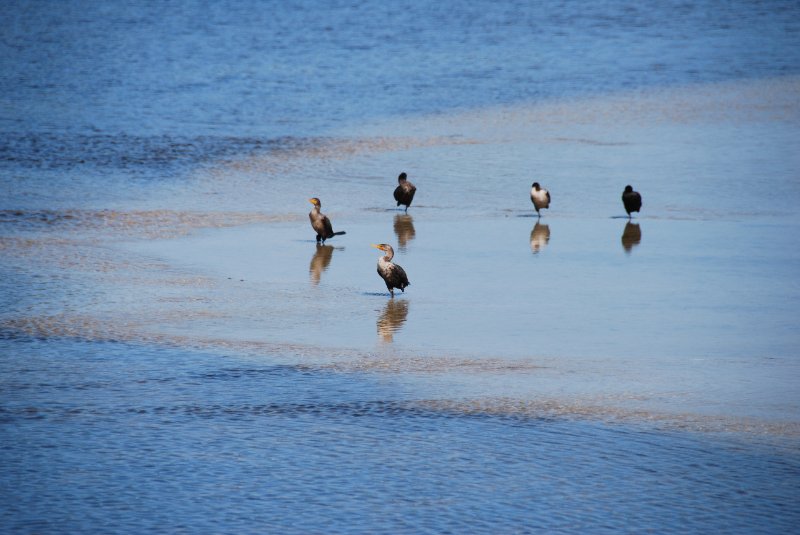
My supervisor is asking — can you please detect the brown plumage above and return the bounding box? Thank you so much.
[530,182,551,217]
[393,172,417,212]
[308,197,345,244]
[372,243,410,297]
[622,185,642,218]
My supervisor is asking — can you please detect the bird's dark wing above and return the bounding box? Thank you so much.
[393,263,409,286]
[323,215,334,237]
[622,191,642,213]
[406,184,416,204]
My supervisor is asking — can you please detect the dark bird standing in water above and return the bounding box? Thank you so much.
[308,197,346,244]
[622,185,642,218]
[530,182,551,217]
[393,172,417,211]
[372,243,410,297]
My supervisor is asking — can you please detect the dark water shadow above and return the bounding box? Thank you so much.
[393,214,416,252]
[530,221,550,254]
[309,244,335,285]
[621,222,642,253]
[376,298,410,343]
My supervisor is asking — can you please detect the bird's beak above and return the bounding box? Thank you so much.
[371,244,382,250]
[308,198,315,204]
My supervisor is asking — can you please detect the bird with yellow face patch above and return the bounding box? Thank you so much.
[372,243,409,297]
[308,197,346,244]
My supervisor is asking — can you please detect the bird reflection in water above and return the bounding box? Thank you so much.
[529,221,550,254]
[309,244,335,285]
[376,298,409,343]
[393,213,416,252]
[621,222,641,253]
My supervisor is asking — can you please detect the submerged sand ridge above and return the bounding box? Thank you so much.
[4,3,800,531]
[2,77,799,437]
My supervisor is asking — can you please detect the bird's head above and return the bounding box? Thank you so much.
[624,185,633,193]
[532,182,540,190]
[372,243,392,253]
[308,197,321,207]
[398,172,407,182]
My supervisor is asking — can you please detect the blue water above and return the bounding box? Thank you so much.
[2,0,799,166]
[2,338,798,533]
[2,1,800,533]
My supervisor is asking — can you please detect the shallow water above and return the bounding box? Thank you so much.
[2,1,800,532]
[2,338,799,533]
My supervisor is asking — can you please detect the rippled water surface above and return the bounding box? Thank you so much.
[2,0,800,533]
[3,339,798,533]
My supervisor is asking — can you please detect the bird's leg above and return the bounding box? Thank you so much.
[389,288,394,297]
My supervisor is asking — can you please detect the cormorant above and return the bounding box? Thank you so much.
[308,197,345,244]
[530,182,551,217]
[622,185,642,218]
[393,172,416,211]
[372,243,409,297]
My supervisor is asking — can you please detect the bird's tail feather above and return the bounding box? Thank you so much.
[333,231,346,236]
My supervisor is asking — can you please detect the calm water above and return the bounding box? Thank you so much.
[2,1,800,533]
